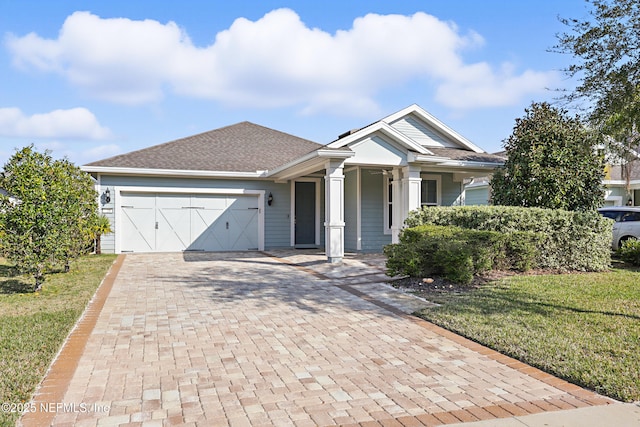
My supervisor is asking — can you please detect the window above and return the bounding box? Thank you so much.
[621,212,640,222]
[384,176,393,234]
[421,175,441,207]
[600,211,620,221]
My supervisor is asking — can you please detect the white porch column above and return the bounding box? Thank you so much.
[402,165,422,220]
[391,168,403,244]
[324,159,345,263]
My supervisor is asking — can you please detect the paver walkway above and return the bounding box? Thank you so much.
[20,251,614,427]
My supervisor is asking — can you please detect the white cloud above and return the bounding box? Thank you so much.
[6,9,558,113]
[0,107,111,139]
[81,143,121,160]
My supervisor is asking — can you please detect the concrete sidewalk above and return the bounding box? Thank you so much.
[19,251,636,426]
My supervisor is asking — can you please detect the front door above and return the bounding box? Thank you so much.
[295,181,316,246]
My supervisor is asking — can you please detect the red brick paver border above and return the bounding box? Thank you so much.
[19,255,125,427]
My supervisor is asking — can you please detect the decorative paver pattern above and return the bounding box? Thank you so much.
[22,252,612,427]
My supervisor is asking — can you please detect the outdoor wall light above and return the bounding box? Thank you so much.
[104,188,111,204]
[267,192,273,206]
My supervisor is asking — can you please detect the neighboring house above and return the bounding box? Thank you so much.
[603,161,640,206]
[462,177,492,206]
[464,160,640,208]
[82,104,504,262]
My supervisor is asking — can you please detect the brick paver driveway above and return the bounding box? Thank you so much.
[23,252,612,426]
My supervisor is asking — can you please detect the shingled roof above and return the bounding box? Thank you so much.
[85,121,323,172]
[427,148,506,164]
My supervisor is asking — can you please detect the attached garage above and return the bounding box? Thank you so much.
[117,191,263,253]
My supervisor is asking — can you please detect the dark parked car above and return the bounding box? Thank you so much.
[598,207,640,249]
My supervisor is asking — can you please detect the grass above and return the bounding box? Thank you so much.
[0,255,116,427]
[415,266,640,403]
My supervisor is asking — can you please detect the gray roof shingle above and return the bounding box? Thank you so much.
[607,161,640,181]
[85,121,323,172]
[427,148,505,163]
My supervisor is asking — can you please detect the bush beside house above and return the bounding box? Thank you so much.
[385,224,540,284]
[386,206,613,283]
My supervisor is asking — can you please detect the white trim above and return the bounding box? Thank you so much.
[327,121,432,155]
[290,178,321,247]
[390,168,403,243]
[356,167,362,251]
[267,149,354,180]
[113,186,264,254]
[95,174,102,210]
[384,174,393,235]
[604,180,640,187]
[402,166,422,219]
[324,160,346,262]
[83,166,266,179]
[421,174,442,206]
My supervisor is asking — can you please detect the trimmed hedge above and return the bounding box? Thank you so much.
[402,206,612,272]
[384,224,541,284]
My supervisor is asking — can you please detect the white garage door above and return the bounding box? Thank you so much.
[120,192,260,252]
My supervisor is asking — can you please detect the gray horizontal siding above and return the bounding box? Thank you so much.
[465,186,490,206]
[344,169,358,251]
[440,173,463,206]
[360,170,391,252]
[390,115,455,148]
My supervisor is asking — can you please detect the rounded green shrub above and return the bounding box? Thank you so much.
[617,239,640,266]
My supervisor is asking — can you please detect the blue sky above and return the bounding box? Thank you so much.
[0,0,591,167]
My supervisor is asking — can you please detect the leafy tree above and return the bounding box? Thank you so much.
[54,158,101,270]
[490,102,605,211]
[0,146,99,290]
[554,0,640,193]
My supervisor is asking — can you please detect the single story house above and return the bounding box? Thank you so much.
[82,104,504,262]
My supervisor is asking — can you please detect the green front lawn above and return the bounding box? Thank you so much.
[0,255,116,427]
[415,267,640,402]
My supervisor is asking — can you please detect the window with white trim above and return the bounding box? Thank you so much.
[384,176,393,234]
[421,175,441,207]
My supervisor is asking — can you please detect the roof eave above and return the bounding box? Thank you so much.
[81,166,267,179]
[408,152,504,170]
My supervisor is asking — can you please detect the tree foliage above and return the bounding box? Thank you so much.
[554,0,640,110]
[554,0,640,188]
[0,146,99,291]
[490,102,605,211]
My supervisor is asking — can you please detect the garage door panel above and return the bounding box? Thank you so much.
[121,206,155,252]
[121,192,155,208]
[195,195,228,209]
[229,196,258,210]
[120,192,260,252]
[227,208,259,250]
[157,194,191,208]
[156,207,191,251]
[190,206,225,238]
[189,210,227,251]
